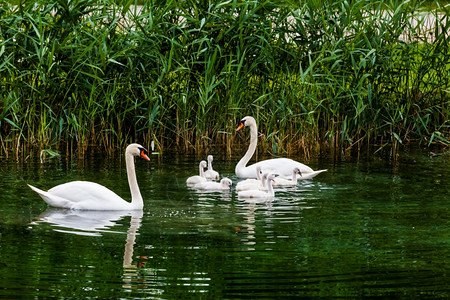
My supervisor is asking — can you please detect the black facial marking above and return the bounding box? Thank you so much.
[138,147,149,156]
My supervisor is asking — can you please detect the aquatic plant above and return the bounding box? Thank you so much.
[0,0,448,158]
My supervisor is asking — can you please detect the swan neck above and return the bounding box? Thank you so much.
[199,163,205,177]
[208,159,213,171]
[126,153,143,209]
[267,180,274,196]
[236,123,257,171]
[123,211,143,267]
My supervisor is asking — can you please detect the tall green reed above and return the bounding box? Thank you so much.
[0,0,448,158]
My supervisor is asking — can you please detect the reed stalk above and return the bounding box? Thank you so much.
[0,0,448,158]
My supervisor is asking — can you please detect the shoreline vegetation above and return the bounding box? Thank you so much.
[0,0,449,160]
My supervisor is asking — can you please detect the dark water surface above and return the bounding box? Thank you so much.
[0,150,449,298]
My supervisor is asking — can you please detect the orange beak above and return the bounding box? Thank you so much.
[236,122,245,132]
[140,150,150,161]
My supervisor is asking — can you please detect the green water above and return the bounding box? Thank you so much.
[0,150,449,298]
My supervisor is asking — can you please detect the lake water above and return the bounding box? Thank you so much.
[0,149,449,298]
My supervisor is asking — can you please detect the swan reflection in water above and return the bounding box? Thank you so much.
[34,208,142,236]
[33,208,144,288]
[236,198,274,251]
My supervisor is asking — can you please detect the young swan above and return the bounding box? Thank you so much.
[186,160,207,185]
[194,178,232,190]
[236,166,263,190]
[237,174,278,199]
[236,173,269,192]
[204,155,220,180]
[272,167,302,186]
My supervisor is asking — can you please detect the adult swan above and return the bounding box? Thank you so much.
[235,116,327,179]
[28,144,150,210]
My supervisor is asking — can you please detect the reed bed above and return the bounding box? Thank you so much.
[0,0,448,158]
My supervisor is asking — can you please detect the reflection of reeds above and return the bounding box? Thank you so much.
[0,0,448,157]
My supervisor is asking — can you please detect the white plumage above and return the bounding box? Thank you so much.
[235,116,327,179]
[204,155,220,180]
[186,160,208,185]
[194,178,232,190]
[238,174,278,199]
[28,144,150,210]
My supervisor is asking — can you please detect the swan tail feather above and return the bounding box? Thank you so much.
[27,184,73,209]
[298,169,328,180]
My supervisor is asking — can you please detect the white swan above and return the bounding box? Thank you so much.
[235,116,327,179]
[273,167,302,186]
[186,160,207,185]
[236,165,263,189]
[204,155,220,180]
[238,174,278,199]
[28,143,150,210]
[194,178,232,190]
[236,173,270,192]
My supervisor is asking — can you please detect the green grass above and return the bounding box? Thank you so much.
[0,0,449,158]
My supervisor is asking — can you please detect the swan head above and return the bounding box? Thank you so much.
[236,116,256,131]
[126,143,150,161]
[200,160,207,168]
[207,155,213,162]
[267,173,279,182]
[256,165,263,179]
[293,167,302,177]
[221,178,233,189]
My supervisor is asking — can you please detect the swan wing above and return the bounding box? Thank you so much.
[28,184,74,209]
[30,181,131,210]
[272,177,296,186]
[204,170,220,180]
[236,182,263,192]
[238,158,314,178]
[236,178,260,188]
[194,181,216,190]
[194,181,227,190]
[186,176,207,185]
[49,181,123,200]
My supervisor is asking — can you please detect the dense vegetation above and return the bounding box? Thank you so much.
[0,0,449,158]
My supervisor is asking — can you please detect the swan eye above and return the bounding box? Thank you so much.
[138,147,150,161]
